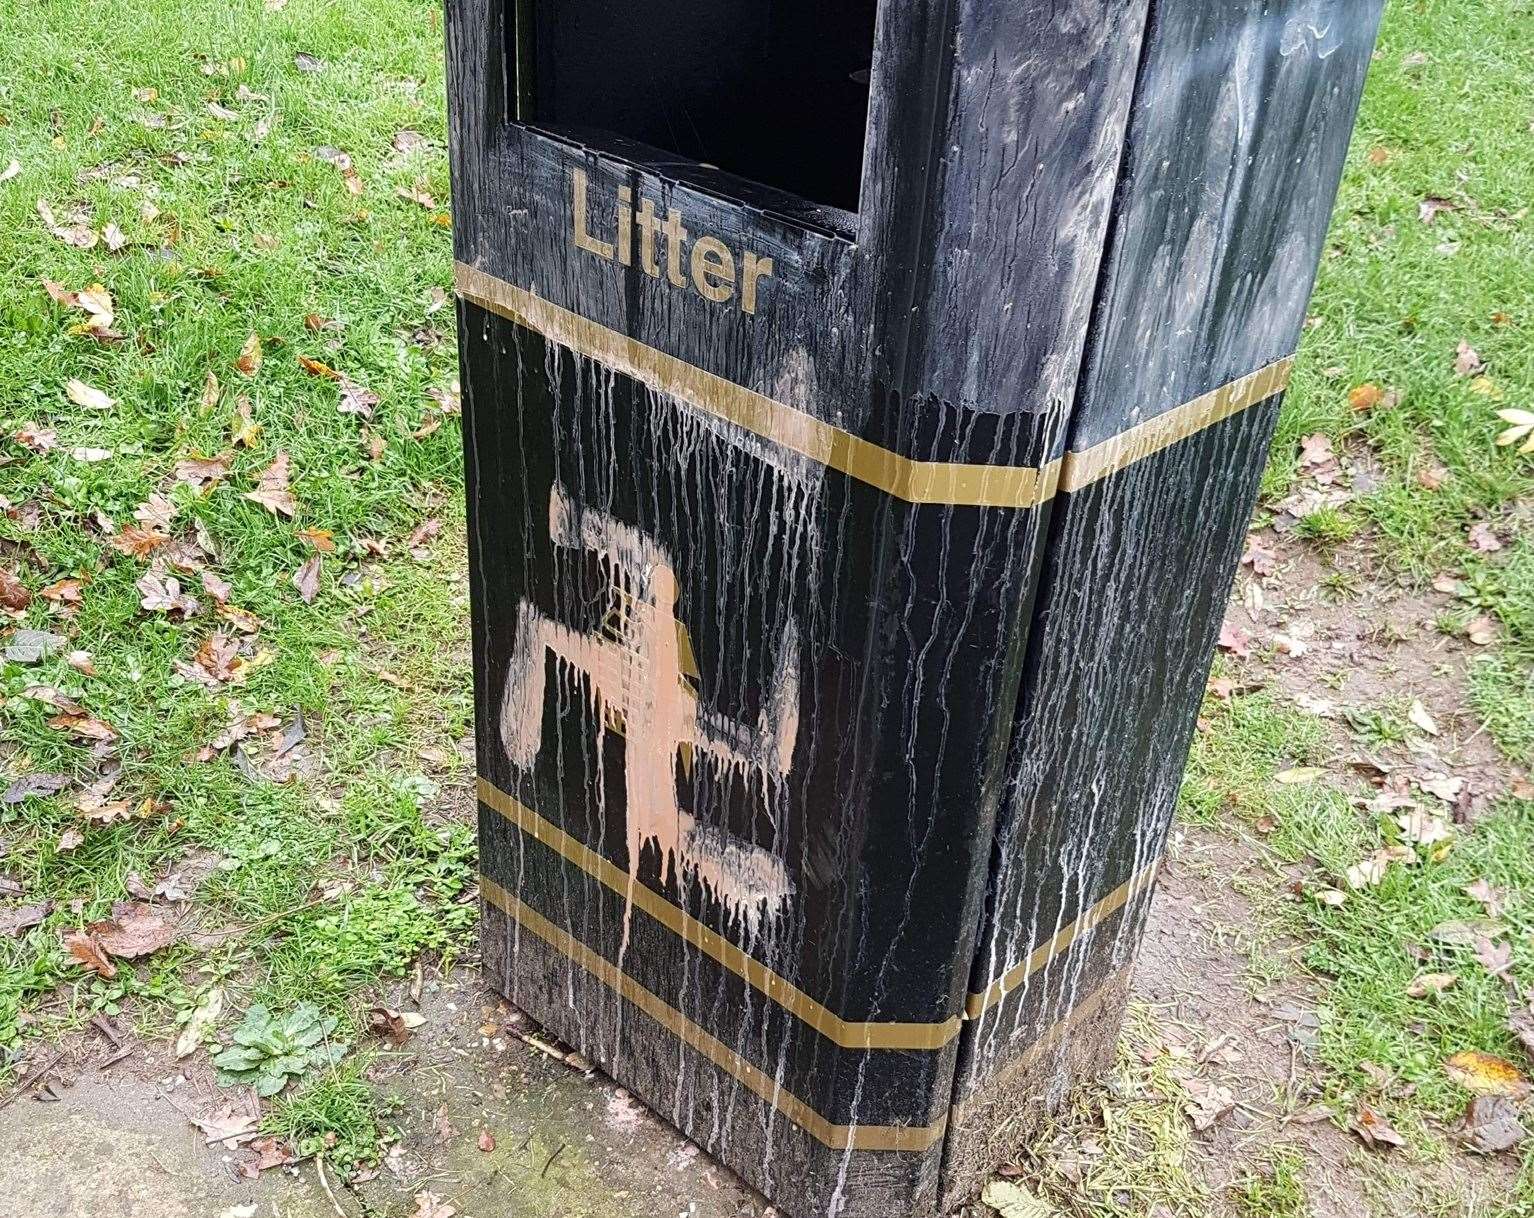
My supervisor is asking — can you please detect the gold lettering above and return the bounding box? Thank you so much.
[617,185,633,267]
[635,198,662,278]
[662,208,690,289]
[690,236,735,304]
[571,168,615,260]
[741,252,774,315]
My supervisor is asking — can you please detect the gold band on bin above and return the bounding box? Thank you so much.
[454,261,1291,507]
[481,877,949,1152]
[478,778,1155,1047]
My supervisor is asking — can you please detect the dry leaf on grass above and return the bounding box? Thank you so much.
[1351,1103,1406,1149]
[291,555,321,603]
[1456,1096,1526,1154]
[90,902,176,959]
[242,451,296,517]
[63,928,117,978]
[1444,1050,1531,1099]
[234,332,262,376]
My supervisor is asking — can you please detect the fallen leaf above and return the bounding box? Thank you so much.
[1464,615,1499,645]
[242,451,296,517]
[1444,1051,1531,1099]
[412,1194,456,1218]
[65,378,114,411]
[477,1128,496,1153]
[234,332,262,377]
[1495,407,1534,454]
[63,928,117,978]
[294,52,325,73]
[1463,878,1506,917]
[1456,1096,1526,1154]
[0,568,32,610]
[1430,919,1508,947]
[1349,383,1385,411]
[200,570,233,603]
[291,555,321,603]
[1397,809,1451,846]
[49,713,118,742]
[90,902,175,958]
[1474,937,1513,977]
[1351,1104,1405,1150]
[137,572,200,617]
[190,1103,259,1143]
[1453,341,1484,377]
[0,158,19,183]
[1276,766,1326,785]
[134,492,178,530]
[1241,536,1277,576]
[1417,463,1449,490]
[0,902,51,938]
[240,1137,296,1178]
[57,826,85,852]
[110,523,171,559]
[1407,699,1438,736]
[1467,522,1502,552]
[41,577,84,605]
[1418,197,1456,224]
[173,454,232,489]
[1181,1077,1235,1131]
[338,379,378,418]
[979,1179,1058,1218]
[367,1006,427,1045]
[1405,973,1458,998]
[1298,433,1334,467]
[1217,622,1252,658]
[3,772,71,804]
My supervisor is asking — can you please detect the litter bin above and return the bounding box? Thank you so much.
[445,2,1382,1214]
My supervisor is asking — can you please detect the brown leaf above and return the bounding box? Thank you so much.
[1405,973,1458,998]
[1416,463,1449,491]
[338,379,378,418]
[200,569,233,603]
[477,1129,495,1153]
[134,492,178,530]
[188,632,242,685]
[1217,622,1252,658]
[367,1005,425,1045]
[1298,432,1334,467]
[412,1194,456,1218]
[1418,197,1456,224]
[243,451,297,517]
[1463,615,1499,646]
[296,527,335,552]
[239,1137,297,1178]
[297,354,340,380]
[1240,536,1277,577]
[1351,1103,1405,1150]
[231,395,261,448]
[89,901,176,958]
[48,713,118,742]
[137,572,200,617]
[63,928,118,978]
[1467,522,1502,553]
[110,523,171,559]
[235,332,263,377]
[1453,341,1484,377]
[1348,383,1385,412]
[0,568,31,611]
[1456,1096,1526,1154]
[406,518,442,558]
[173,454,231,489]
[56,826,85,852]
[0,902,51,938]
[291,555,321,603]
[41,578,85,605]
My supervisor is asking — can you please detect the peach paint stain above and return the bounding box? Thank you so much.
[500,485,798,935]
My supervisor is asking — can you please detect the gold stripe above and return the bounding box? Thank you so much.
[481,877,948,1152]
[478,778,961,1050]
[1058,357,1292,492]
[949,962,1133,1128]
[456,263,1290,509]
[455,261,1061,510]
[963,862,1160,1020]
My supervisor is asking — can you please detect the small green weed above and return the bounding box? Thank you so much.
[213,1002,348,1097]
[266,1056,392,1170]
[1231,1146,1310,1218]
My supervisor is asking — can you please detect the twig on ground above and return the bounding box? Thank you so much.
[315,1155,349,1218]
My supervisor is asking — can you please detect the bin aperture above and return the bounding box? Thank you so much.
[447,1,1384,1214]
[519,0,878,213]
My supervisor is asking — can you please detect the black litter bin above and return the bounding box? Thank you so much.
[445,2,1383,1214]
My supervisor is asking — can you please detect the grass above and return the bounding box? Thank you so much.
[0,0,470,1080]
[1269,0,1534,761]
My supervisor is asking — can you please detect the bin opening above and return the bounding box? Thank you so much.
[514,0,878,214]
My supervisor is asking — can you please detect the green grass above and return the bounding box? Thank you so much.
[1185,688,1534,1170]
[1273,0,1534,759]
[0,0,470,1074]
